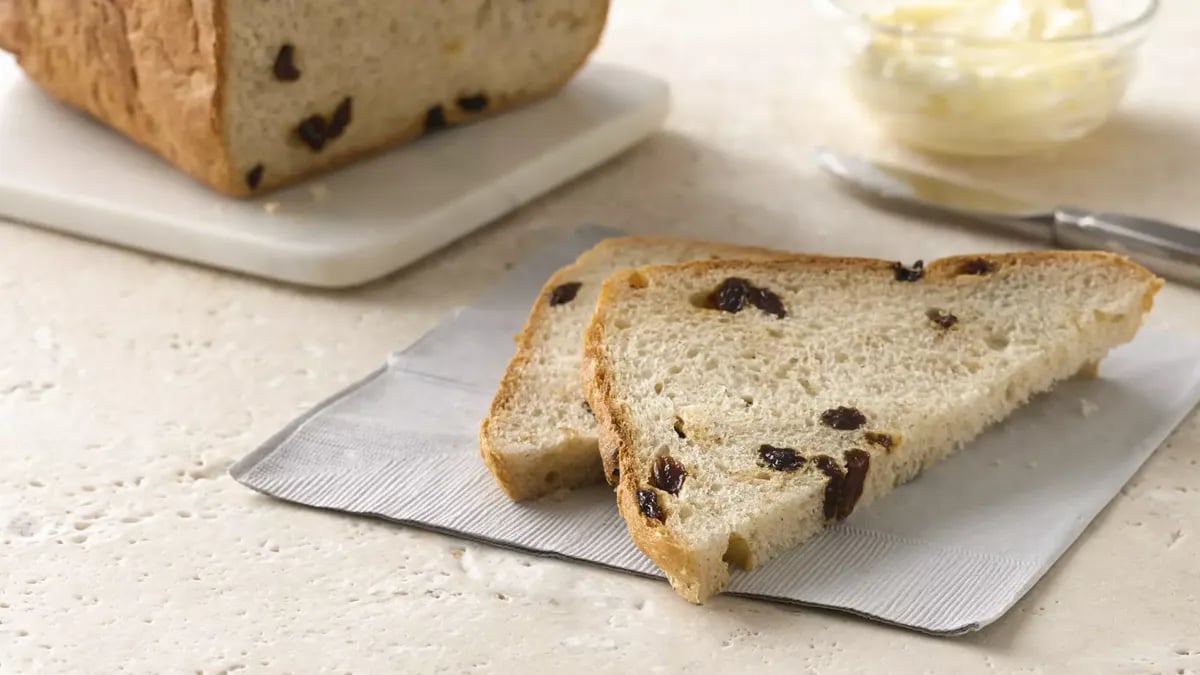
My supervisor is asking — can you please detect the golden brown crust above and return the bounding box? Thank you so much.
[475,245,577,501]
[926,251,1162,325]
[618,248,1163,282]
[479,235,789,501]
[4,0,609,198]
[7,0,233,193]
[210,0,232,192]
[478,238,606,501]
[477,433,525,501]
[583,299,707,602]
[923,249,1163,286]
[582,249,1162,603]
[0,0,26,54]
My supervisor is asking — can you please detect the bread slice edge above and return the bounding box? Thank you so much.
[582,250,1162,603]
[480,235,794,501]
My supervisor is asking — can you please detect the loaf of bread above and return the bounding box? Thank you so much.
[479,236,790,501]
[0,0,609,196]
[583,252,1160,603]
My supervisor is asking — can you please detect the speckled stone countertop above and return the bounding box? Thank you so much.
[3,2,1200,673]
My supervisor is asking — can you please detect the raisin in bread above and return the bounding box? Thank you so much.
[479,236,791,501]
[583,252,1161,603]
[0,0,608,196]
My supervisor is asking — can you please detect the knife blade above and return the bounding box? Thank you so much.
[815,147,1200,286]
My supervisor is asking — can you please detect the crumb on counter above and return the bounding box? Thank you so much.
[1081,398,1099,417]
[309,183,330,201]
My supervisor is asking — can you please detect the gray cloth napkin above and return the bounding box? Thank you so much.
[231,225,1200,635]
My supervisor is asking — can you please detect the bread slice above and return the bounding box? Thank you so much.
[583,252,1161,603]
[0,0,608,196]
[479,236,790,501]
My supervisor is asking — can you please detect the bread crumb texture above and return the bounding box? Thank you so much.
[584,251,1160,602]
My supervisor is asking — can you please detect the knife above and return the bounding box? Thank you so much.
[815,147,1200,286]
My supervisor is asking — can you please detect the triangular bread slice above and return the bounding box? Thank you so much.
[583,252,1161,603]
[479,236,790,501]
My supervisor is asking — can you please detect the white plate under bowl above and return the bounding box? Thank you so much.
[0,56,669,288]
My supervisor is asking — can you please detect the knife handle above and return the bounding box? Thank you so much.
[1053,207,1200,287]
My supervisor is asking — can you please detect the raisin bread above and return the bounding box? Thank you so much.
[0,0,608,196]
[479,236,790,501]
[583,252,1161,603]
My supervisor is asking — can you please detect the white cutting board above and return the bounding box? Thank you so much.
[0,56,669,288]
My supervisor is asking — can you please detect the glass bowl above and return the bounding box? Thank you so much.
[817,0,1159,157]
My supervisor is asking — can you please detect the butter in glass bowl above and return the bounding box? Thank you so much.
[818,0,1159,157]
